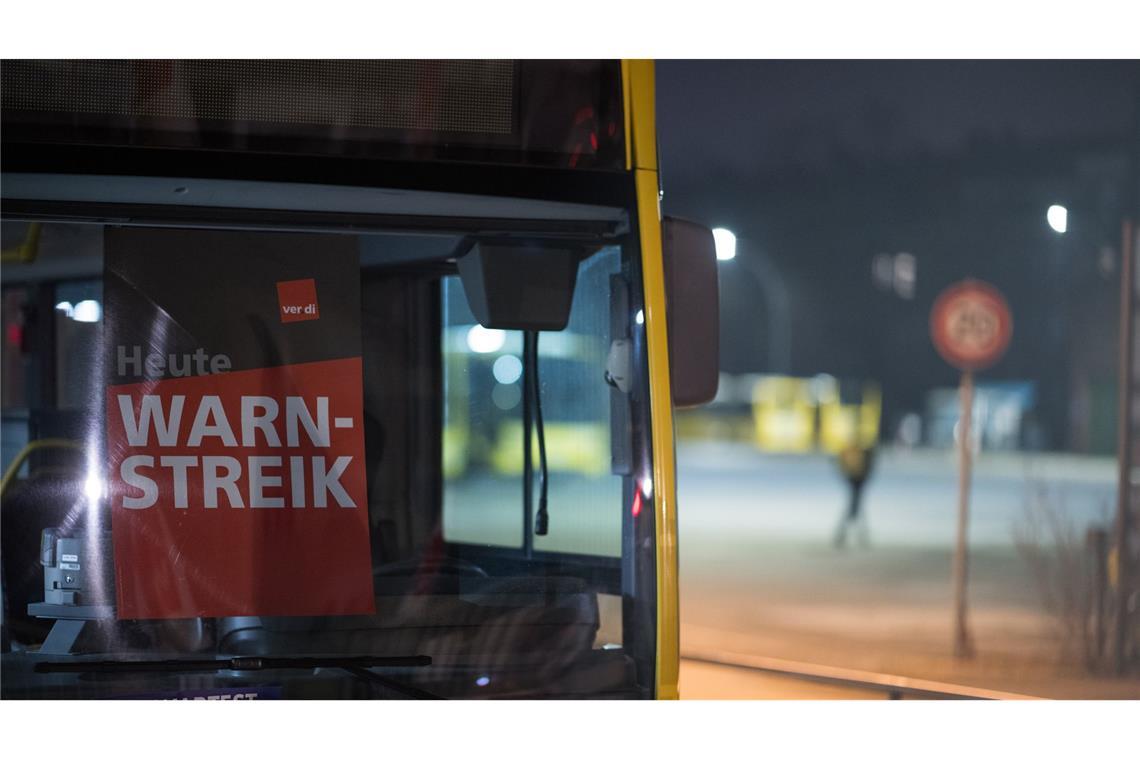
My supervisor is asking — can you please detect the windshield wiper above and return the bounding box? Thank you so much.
[35,654,444,700]
[525,330,550,536]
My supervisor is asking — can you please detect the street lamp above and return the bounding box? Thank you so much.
[714,229,791,374]
[466,324,505,353]
[712,228,737,261]
[1047,204,1068,234]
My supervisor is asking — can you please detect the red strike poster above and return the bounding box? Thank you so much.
[103,228,375,619]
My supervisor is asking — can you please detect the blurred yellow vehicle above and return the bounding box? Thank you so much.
[750,374,881,453]
[751,376,816,452]
[490,420,609,476]
[442,328,611,478]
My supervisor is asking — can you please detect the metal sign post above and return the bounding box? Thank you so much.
[931,280,1012,659]
[1113,219,1138,674]
[952,369,976,658]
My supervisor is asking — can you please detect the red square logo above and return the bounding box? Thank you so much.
[277,278,320,323]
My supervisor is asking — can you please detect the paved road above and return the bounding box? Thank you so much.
[677,441,1116,548]
[674,441,1137,698]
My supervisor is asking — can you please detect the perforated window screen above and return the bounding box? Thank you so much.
[1,60,626,170]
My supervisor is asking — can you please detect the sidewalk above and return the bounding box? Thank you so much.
[679,560,1140,699]
[679,617,1140,699]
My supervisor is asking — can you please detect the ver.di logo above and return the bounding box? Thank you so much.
[276,278,320,323]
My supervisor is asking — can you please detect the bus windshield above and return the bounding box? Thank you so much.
[0,217,655,699]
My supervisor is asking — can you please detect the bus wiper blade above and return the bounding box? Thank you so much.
[34,654,431,674]
[525,330,550,536]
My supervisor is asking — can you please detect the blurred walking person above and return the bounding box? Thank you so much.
[834,444,875,548]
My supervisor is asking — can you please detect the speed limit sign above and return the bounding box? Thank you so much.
[929,278,1012,659]
[930,280,1012,371]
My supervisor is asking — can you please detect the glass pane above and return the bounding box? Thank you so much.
[660,59,1140,700]
[442,247,623,557]
[0,222,645,700]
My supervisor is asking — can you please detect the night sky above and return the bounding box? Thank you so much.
[657,60,1140,182]
[653,60,1140,452]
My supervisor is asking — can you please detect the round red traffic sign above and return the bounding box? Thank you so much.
[930,280,1012,371]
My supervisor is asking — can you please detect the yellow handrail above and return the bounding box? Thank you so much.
[0,438,82,500]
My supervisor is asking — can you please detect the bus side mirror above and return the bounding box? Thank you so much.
[662,217,719,408]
